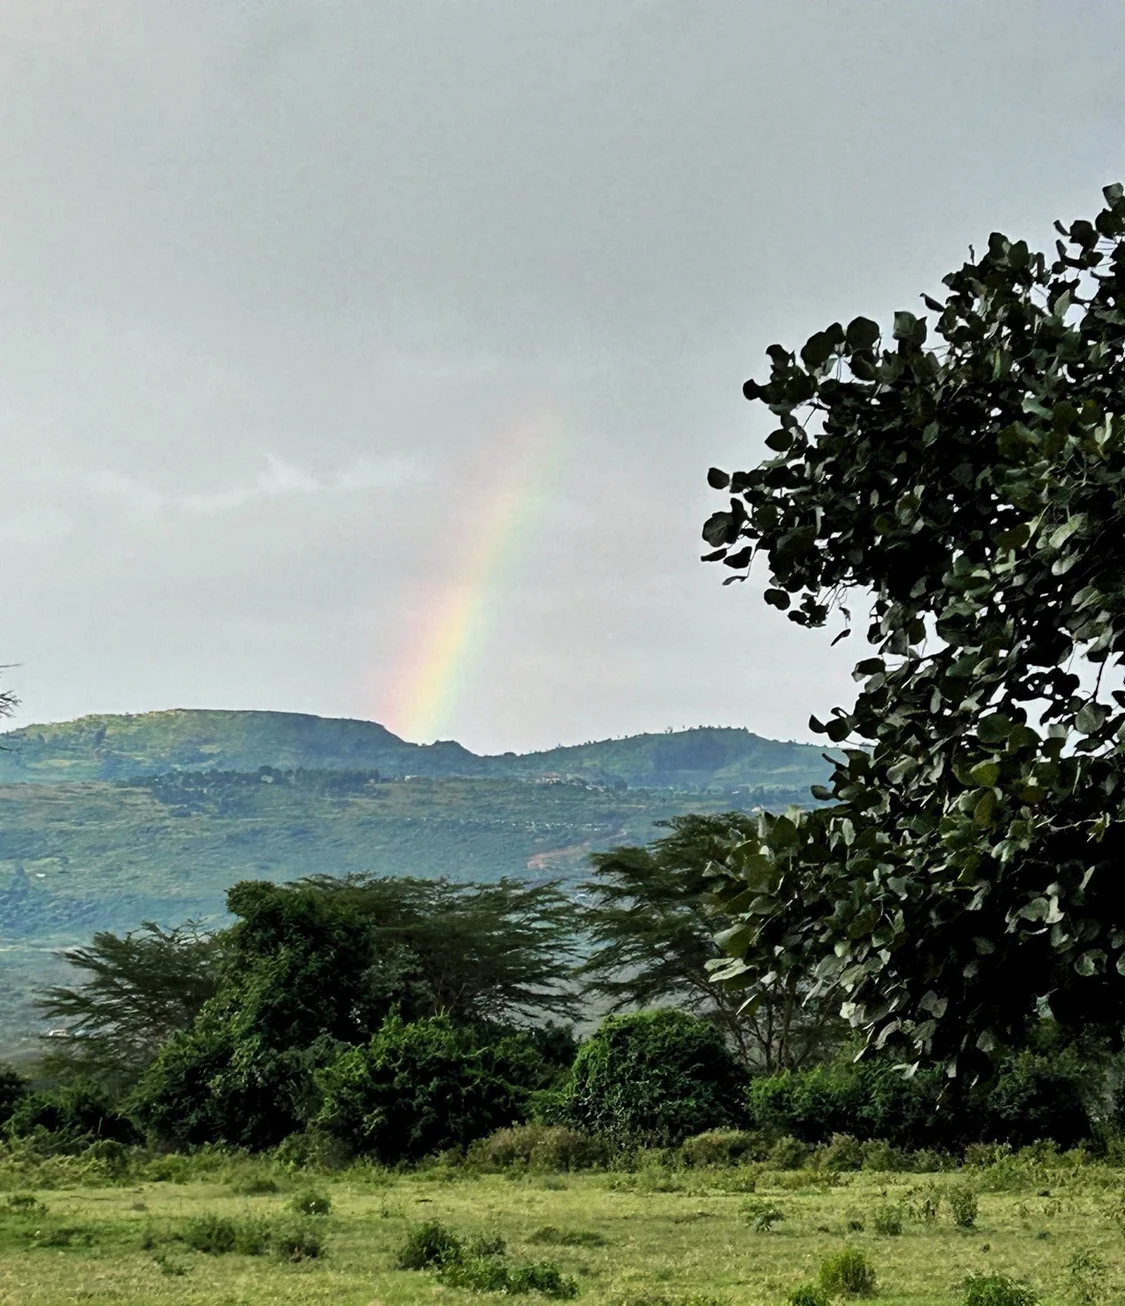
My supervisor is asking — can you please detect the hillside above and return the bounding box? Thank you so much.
[0,710,833,792]
[0,710,833,1052]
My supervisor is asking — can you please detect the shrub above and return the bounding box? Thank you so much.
[316,1015,540,1163]
[397,1220,464,1270]
[289,1189,331,1216]
[558,1010,747,1147]
[861,1141,905,1172]
[948,1183,979,1229]
[742,1200,784,1232]
[767,1135,811,1170]
[871,1203,902,1236]
[818,1247,877,1297]
[441,1255,578,1298]
[961,1274,1038,1306]
[0,1065,29,1127]
[470,1123,605,1171]
[789,1286,832,1306]
[817,1134,865,1172]
[182,1213,238,1254]
[7,1080,139,1151]
[1067,1248,1109,1306]
[273,1221,325,1262]
[680,1130,764,1167]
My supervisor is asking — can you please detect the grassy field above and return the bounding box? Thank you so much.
[0,1158,1120,1306]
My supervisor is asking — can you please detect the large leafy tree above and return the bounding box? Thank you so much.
[703,183,1125,1075]
[578,815,840,1070]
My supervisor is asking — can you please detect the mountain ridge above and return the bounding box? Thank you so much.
[0,708,832,792]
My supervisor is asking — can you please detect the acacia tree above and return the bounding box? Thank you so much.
[578,814,840,1071]
[703,184,1125,1075]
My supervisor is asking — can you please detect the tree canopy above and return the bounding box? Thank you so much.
[578,814,839,1070]
[703,183,1125,1074]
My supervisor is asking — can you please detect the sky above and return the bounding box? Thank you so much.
[2,1,1124,754]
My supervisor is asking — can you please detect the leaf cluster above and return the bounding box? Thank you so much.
[704,184,1125,1071]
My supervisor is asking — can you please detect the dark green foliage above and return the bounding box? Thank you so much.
[559,1009,748,1146]
[396,1221,465,1270]
[871,1203,902,1236]
[818,1247,877,1297]
[444,1257,578,1298]
[298,874,583,1026]
[7,1078,138,1150]
[397,1221,576,1299]
[37,922,224,1088]
[468,1124,607,1171]
[289,1190,331,1216]
[947,1183,978,1229]
[181,1214,239,1255]
[131,879,372,1149]
[124,874,581,1147]
[316,1015,540,1162]
[705,185,1125,1071]
[745,1050,1096,1151]
[788,1285,831,1306]
[0,1064,29,1125]
[962,1275,1038,1306]
[579,815,840,1071]
[272,1221,325,1261]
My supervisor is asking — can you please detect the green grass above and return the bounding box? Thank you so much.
[0,1164,1120,1304]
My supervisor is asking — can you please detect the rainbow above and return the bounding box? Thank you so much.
[376,415,560,742]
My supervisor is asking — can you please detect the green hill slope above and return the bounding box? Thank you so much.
[0,710,832,792]
[0,710,833,1052]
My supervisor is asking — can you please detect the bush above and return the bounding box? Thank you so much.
[558,1010,747,1147]
[397,1221,464,1270]
[789,1286,832,1306]
[817,1134,865,1172]
[469,1124,606,1171]
[7,1079,139,1151]
[273,1221,325,1262]
[182,1213,239,1254]
[746,1051,1097,1153]
[948,1183,979,1229]
[861,1141,905,1172]
[818,1247,877,1297]
[316,1015,540,1163]
[871,1203,902,1236]
[289,1189,331,1216]
[961,1274,1038,1306]
[768,1136,811,1170]
[680,1130,764,1167]
[0,1065,29,1127]
[441,1256,578,1298]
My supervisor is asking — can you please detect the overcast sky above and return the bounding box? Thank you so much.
[2,1,1123,754]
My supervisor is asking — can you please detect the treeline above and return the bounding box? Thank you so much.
[0,815,1119,1164]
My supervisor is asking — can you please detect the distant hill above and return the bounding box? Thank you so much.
[0,710,832,792]
[0,710,833,1053]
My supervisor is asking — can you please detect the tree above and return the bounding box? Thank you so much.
[558,1009,747,1146]
[130,874,584,1148]
[702,183,1125,1075]
[37,922,225,1088]
[578,815,840,1070]
[314,1014,543,1162]
[131,880,376,1148]
[297,874,583,1027]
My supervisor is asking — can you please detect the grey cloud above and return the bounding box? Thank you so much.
[1,1,1124,751]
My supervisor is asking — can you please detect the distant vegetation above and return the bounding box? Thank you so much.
[0,711,830,1051]
[0,709,833,789]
